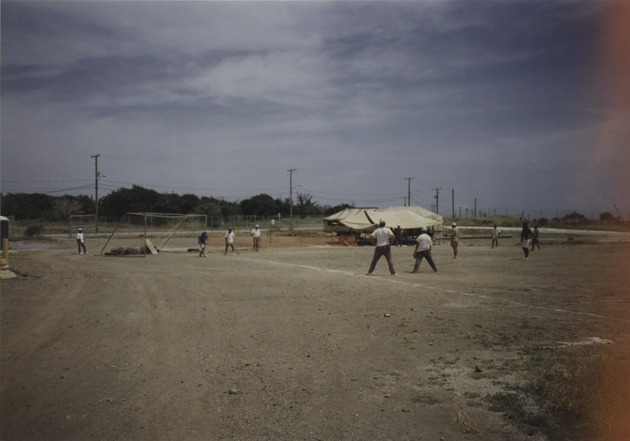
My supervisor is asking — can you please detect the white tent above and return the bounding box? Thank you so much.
[323,206,443,233]
[323,208,374,232]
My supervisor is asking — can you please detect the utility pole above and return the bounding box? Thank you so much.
[433,188,441,214]
[451,189,455,219]
[287,168,296,231]
[91,154,100,233]
[408,178,415,206]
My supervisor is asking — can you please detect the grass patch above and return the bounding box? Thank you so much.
[488,348,630,440]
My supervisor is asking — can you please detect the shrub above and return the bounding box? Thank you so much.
[24,225,44,237]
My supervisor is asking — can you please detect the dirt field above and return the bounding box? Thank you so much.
[2,231,630,441]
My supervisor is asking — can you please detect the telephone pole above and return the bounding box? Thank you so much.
[404,177,415,206]
[433,188,441,214]
[287,168,296,231]
[91,154,100,233]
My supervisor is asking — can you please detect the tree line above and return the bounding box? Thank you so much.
[0,185,353,221]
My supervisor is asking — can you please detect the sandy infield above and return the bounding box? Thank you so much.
[2,232,629,440]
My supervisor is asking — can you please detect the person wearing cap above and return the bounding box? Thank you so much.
[449,222,459,259]
[366,220,396,276]
[412,227,437,273]
[250,224,261,252]
[76,228,87,255]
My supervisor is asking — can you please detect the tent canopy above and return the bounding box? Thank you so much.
[323,206,443,233]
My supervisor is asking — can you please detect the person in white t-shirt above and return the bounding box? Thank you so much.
[412,227,437,273]
[366,220,396,275]
[224,228,237,255]
[250,225,261,252]
[491,225,501,248]
[76,228,87,255]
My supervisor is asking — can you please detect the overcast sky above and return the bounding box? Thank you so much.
[2,0,629,218]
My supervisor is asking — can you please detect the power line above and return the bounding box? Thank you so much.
[0,184,94,194]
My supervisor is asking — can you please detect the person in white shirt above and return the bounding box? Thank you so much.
[250,225,261,252]
[366,220,396,275]
[491,225,501,248]
[76,228,87,255]
[412,227,437,273]
[224,228,237,255]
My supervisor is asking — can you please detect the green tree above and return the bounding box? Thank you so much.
[154,193,183,213]
[561,212,589,225]
[100,185,161,217]
[296,192,321,219]
[0,193,57,219]
[323,203,355,216]
[240,194,278,217]
[218,198,241,217]
[179,193,201,213]
[599,212,619,223]
[196,197,224,228]
[55,196,84,220]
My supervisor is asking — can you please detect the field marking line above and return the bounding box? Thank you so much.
[236,255,629,324]
[238,256,358,277]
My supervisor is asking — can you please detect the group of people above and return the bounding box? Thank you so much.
[366,220,440,275]
[74,225,258,257]
[519,222,541,259]
[197,225,261,256]
[78,220,541,264]
[366,219,541,275]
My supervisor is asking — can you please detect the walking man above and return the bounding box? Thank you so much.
[251,225,261,252]
[491,224,501,248]
[76,228,87,254]
[198,231,208,257]
[520,222,533,259]
[366,220,396,275]
[449,222,459,258]
[412,227,437,273]
[225,228,238,255]
[530,225,541,251]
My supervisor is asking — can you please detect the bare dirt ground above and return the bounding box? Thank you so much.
[2,231,630,441]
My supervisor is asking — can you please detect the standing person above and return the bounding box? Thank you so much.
[366,220,396,276]
[412,227,437,273]
[520,222,533,259]
[224,228,237,255]
[198,231,208,257]
[76,228,87,255]
[251,225,261,252]
[449,222,459,258]
[394,225,403,247]
[531,225,541,251]
[491,224,501,248]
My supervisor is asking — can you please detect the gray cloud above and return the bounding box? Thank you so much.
[2,0,628,217]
